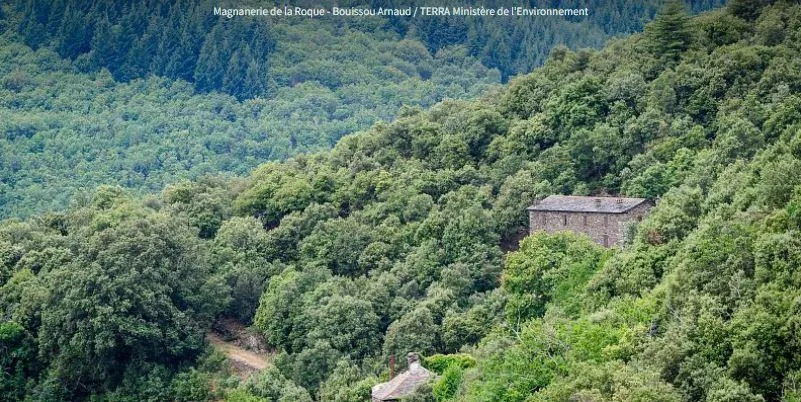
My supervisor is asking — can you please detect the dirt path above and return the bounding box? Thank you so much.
[207,333,270,372]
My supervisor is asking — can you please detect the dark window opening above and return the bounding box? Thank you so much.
[563,215,567,226]
[583,215,588,226]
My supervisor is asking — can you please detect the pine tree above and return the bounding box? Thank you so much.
[222,48,247,99]
[646,0,694,61]
[89,17,117,71]
[194,23,229,93]
[19,0,50,48]
[246,20,275,61]
[152,17,181,79]
[242,58,269,99]
[481,29,513,80]
[120,30,156,81]
[0,5,6,34]
[46,0,66,37]
[56,5,92,59]
[162,28,199,82]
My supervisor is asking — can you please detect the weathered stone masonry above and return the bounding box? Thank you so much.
[527,195,653,247]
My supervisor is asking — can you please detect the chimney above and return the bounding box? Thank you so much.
[595,198,602,207]
[616,198,623,204]
[389,355,396,379]
[407,352,421,370]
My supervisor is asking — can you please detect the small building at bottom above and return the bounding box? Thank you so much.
[371,353,432,401]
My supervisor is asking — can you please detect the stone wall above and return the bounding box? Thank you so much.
[528,202,651,247]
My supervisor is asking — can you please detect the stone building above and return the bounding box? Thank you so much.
[371,353,432,401]
[526,195,652,247]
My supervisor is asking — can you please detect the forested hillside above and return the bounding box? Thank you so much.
[390,0,725,80]
[0,0,725,218]
[0,40,496,218]
[4,0,801,401]
[8,0,725,86]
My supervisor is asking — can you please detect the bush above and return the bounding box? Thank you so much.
[423,354,477,375]
[432,364,464,401]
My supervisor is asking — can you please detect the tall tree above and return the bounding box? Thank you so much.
[646,0,694,61]
[89,17,116,70]
[56,5,92,59]
[18,0,49,48]
[193,23,229,93]
[38,212,225,398]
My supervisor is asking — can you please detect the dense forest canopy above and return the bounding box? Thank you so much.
[8,0,726,88]
[0,0,724,218]
[0,40,496,218]
[5,0,801,401]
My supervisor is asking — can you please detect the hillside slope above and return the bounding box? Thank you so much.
[0,40,496,218]
[2,1,801,401]
[7,0,725,87]
[0,0,727,219]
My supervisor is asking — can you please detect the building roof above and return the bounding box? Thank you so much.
[371,358,432,401]
[526,195,649,214]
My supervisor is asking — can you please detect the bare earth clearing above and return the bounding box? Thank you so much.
[207,319,272,378]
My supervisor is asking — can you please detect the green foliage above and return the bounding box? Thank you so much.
[318,359,377,402]
[464,329,562,400]
[5,0,724,90]
[300,219,375,277]
[0,39,495,219]
[36,209,225,397]
[531,361,681,402]
[0,189,236,400]
[211,216,281,322]
[171,369,214,402]
[383,307,439,366]
[0,321,36,400]
[504,232,608,323]
[404,380,437,402]
[253,268,328,353]
[242,366,313,402]
[102,362,175,402]
[226,389,269,402]
[308,296,381,360]
[432,363,464,401]
[5,1,801,400]
[646,0,695,61]
[0,0,727,220]
[423,353,477,375]
[729,0,775,21]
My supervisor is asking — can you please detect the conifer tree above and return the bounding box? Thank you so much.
[242,59,269,99]
[120,31,156,81]
[56,5,91,59]
[194,23,229,93]
[159,22,197,82]
[89,17,114,69]
[646,0,694,61]
[19,0,48,48]
[46,0,66,38]
[222,48,247,98]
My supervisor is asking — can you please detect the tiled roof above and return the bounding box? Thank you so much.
[526,195,648,214]
[371,362,432,401]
